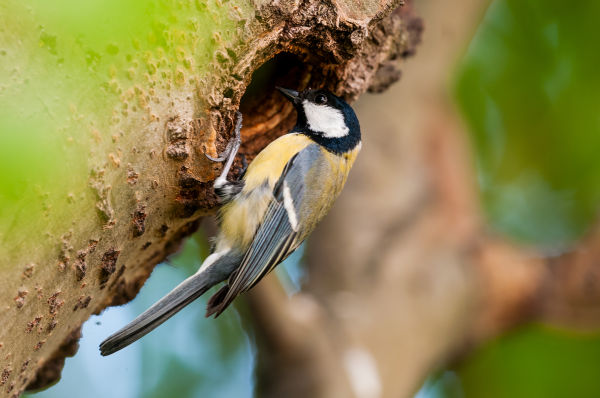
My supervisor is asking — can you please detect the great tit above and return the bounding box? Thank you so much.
[100,87,361,356]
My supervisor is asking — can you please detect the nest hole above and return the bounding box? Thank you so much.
[238,52,326,153]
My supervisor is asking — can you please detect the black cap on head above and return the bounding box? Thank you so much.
[276,87,361,154]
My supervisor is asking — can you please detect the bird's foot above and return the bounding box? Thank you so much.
[208,111,243,189]
[206,111,242,163]
[205,144,232,162]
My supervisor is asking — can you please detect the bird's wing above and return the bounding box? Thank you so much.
[205,144,322,317]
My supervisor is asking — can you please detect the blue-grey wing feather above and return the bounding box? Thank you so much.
[206,145,323,316]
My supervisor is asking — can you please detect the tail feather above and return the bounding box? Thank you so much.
[205,285,230,318]
[99,253,238,356]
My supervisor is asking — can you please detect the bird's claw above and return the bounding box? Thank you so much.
[205,111,242,163]
[208,112,243,187]
[205,142,233,162]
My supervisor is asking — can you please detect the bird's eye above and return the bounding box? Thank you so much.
[315,94,327,104]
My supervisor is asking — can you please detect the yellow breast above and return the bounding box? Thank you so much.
[218,134,314,249]
[242,133,314,192]
[324,141,361,189]
[296,142,360,237]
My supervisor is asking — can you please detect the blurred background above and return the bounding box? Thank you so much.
[26,0,600,397]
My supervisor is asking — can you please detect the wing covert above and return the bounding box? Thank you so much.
[205,144,323,316]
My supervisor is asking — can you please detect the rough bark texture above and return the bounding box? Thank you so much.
[0,0,420,396]
[242,1,600,397]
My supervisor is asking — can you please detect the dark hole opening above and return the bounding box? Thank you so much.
[238,52,315,153]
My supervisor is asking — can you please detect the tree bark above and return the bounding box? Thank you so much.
[0,0,420,396]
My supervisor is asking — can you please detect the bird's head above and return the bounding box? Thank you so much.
[277,87,361,153]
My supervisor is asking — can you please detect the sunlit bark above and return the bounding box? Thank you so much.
[0,0,419,395]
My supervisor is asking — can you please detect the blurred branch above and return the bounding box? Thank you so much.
[246,278,356,398]
[540,223,600,327]
[242,0,598,396]
[473,222,600,342]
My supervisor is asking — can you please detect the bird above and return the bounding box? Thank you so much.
[99,87,362,356]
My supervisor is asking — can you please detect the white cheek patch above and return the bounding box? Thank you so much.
[303,100,349,138]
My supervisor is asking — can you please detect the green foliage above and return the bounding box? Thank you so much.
[455,0,600,249]
[0,108,63,207]
[444,325,600,398]
[444,1,600,396]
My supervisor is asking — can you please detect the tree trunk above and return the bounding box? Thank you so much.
[0,0,420,396]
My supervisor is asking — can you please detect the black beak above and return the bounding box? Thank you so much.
[276,87,300,104]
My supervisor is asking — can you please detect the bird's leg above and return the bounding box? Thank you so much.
[205,146,231,163]
[207,112,243,202]
[207,112,242,187]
